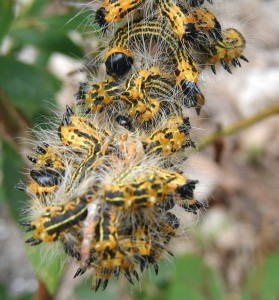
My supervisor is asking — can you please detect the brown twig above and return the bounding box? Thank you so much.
[34,280,53,300]
[0,88,29,150]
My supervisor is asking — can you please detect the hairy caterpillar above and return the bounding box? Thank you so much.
[192,7,222,42]
[19,0,249,292]
[143,116,194,155]
[95,0,145,31]
[17,144,65,198]
[104,18,204,111]
[204,28,248,74]
[157,0,199,42]
[76,67,176,126]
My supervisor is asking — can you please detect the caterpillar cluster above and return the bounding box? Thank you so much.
[19,0,248,292]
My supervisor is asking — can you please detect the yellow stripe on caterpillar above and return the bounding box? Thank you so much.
[96,0,145,31]
[24,196,89,244]
[205,28,248,74]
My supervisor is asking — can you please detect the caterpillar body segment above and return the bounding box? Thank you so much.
[76,79,122,113]
[204,28,248,74]
[157,0,199,42]
[76,66,182,127]
[23,195,89,244]
[192,7,222,42]
[143,116,195,155]
[173,50,204,112]
[92,208,118,253]
[95,0,146,31]
[120,67,175,124]
[27,144,64,174]
[103,164,199,211]
[17,180,59,197]
[103,181,165,210]
[64,139,127,195]
[58,107,110,153]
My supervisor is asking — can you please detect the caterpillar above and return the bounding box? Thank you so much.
[76,79,121,113]
[22,195,89,244]
[17,144,65,200]
[104,18,204,111]
[203,28,248,74]
[77,66,182,128]
[120,66,176,126]
[157,0,199,42]
[19,0,249,292]
[192,7,222,42]
[143,116,194,155]
[95,0,145,31]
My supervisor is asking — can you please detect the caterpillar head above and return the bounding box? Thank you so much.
[105,47,134,77]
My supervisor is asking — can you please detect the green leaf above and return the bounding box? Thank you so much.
[75,254,224,299]
[159,254,224,300]
[261,252,279,298]
[0,0,14,44]
[23,0,48,17]
[40,10,94,33]
[0,56,60,118]
[132,254,224,300]
[25,243,65,295]
[0,140,25,220]
[10,28,84,58]
[242,251,279,299]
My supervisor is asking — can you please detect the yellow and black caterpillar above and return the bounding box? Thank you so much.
[19,0,248,292]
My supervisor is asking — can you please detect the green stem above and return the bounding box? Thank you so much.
[196,101,279,151]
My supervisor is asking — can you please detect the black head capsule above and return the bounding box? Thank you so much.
[115,115,134,131]
[105,52,133,77]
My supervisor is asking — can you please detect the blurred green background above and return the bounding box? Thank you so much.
[1,0,279,299]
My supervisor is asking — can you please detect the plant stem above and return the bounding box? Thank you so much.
[196,101,279,151]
